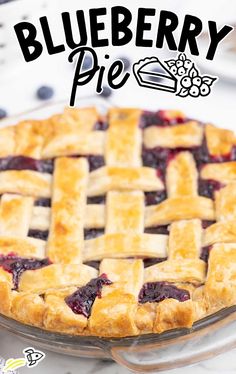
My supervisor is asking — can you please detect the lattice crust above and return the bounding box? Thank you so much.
[47,157,88,264]
[19,264,97,293]
[204,183,236,246]
[201,162,236,183]
[205,124,236,156]
[1,107,236,337]
[143,121,203,148]
[0,171,51,197]
[87,166,164,196]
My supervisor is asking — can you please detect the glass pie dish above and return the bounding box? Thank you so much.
[1,97,236,372]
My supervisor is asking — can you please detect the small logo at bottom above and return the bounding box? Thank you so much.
[23,348,45,368]
[1,347,45,372]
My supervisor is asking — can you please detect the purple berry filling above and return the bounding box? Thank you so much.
[145,191,167,206]
[34,198,51,207]
[84,261,100,270]
[87,155,105,172]
[93,121,108,131]
[140,110,186,129]
[142,146,202,178]
[145,226,169,235]
[65,273,112,317]
[193,138,210,166]
[39,159,54,174]
[86,258,167,269]
[0,155,104,174]
[0,253,51,290]
[200,246,212,262]
[140,111,164,129]
[198,179,224,199]
[84,229,104,240]
[201,220,215,229]
[139,281,190,303]
[0,156,40,172]
[193,137,236,166]
[0,156,54,174]
[87,195,106,204]
[142,147,170,176]
[28,229,49,241]
[143,257,167,268]
[72,155,105,171]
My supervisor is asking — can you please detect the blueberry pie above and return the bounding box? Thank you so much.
[0,107,236,337]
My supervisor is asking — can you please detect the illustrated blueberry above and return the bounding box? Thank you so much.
[119,56,131,70]
[177,67,186,76]
[176,60,183,67]
[36,86,54,100]
[82,55,93,70]
[192,76,202,87]
[189,85,200,97]
[100,86,112,98]
[0,108,7,119]
[200,83,211,96]
[184,60,192,69]
[181,76,192,88]
[170,65,177,75]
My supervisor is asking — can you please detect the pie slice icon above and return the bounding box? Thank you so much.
[133,57,177,93]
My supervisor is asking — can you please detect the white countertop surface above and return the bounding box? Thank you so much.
[1,329,236,374]
[0,1,236,372]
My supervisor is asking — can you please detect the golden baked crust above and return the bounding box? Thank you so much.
[0,107,236,338]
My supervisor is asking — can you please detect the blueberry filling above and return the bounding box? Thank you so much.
[192,137,210,166]
[28,229,49,241]
[143,257,167,268]
[85,258,167,270]
[193,137,236,166]
[198,179,224,199]
[34,198,51,207]
[93,121,108,131]
[139,281,190,303]
[142,147,170,178]
[65,273,112,317]
[0,156,54,174]
[84,261,100,270]
[200,246,212,262]
[0,253,51,290]
[145,191,167,206]
[201,220,215,229]
[87,195,106,204]
[84,229,104,240]
[140,110,186,129]
[140,111,164,128]
[0,155,104,174]
[0,156,40,172]
[145,226,169,235]
[87,155,105,172]
[72,155,105,172]
[39,159,54,174]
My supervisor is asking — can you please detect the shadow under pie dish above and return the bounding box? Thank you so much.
[1,106,236,338]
